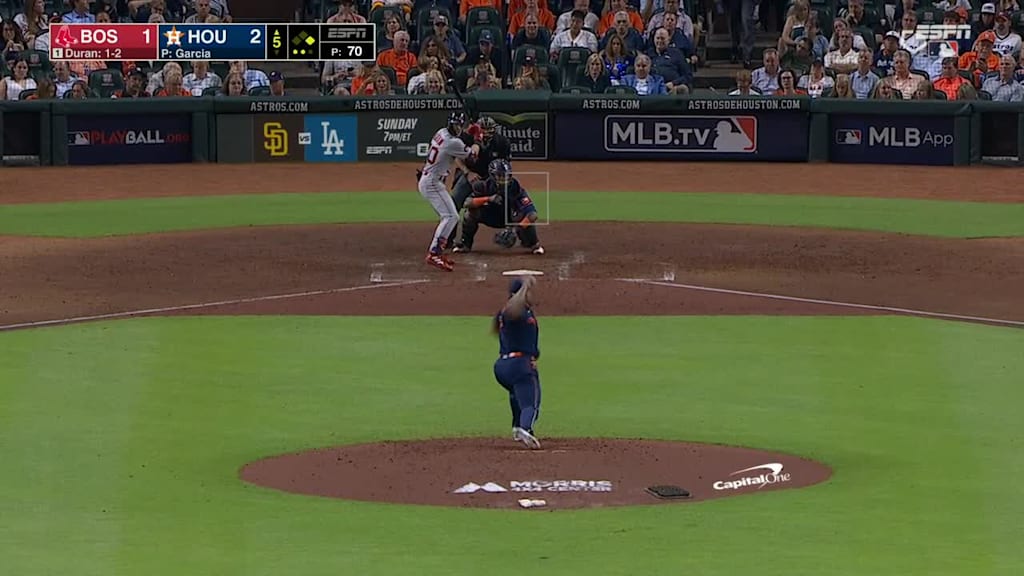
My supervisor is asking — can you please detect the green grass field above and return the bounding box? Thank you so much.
[1,188,1022,575]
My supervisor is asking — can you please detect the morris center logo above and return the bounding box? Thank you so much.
[713,463,792,491]
[453,480,613,493]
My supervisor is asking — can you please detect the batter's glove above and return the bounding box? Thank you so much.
[465,122,483,142]
[494,227,518,249]
[415,168,423,182]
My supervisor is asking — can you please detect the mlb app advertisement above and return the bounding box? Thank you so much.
[829,115,956,166]
[555,107,808,161]
[66,114,192,165]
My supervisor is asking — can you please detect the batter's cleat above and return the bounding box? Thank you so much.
[514,428,542,449]
[452,244,471,254]
[531,245,545,255]
[425,253,454,272]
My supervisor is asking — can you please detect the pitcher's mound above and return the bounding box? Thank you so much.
[239,438,832,510]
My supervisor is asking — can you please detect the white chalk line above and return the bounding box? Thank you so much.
[0,280,431,332]
[618,279,1024,328]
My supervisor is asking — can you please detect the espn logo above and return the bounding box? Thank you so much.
[835,129,862,145]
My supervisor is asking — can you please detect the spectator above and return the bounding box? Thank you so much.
[183,60,221,96]
[229,61,269,91]
[68,80,90,99]
[148,62,183,94]
[840,0,882,45]
[149,12,167,23]
[350,61,382,94]
[15,0,48,47]
[960,31,1001,87]
[775,68,806,95]
[376,30,417,86]
[981,53,1024,100]
[875,31,900,76]
[882,49,924,98]
[620,54,668,94]
[925,41,960,80]
[825,73,854,97]
[128,0,167,23]
[557,0,600,34]
[778,0,810,57]
[825,28,858,73]
[972,3,997,41]
[649,11,694,59]
[1,21,26,61]
[849,48,880,98]
[782,35,814,76]
[327,0,367,23]
[459,0,500,27]
[643,0,694,44]
[579,52,612,91]
[33,27,49,52]
[602,32,634,83]
[728,68,760,95]
[221,71,246,95]
[69,59,107,78]
[806,12,830,59]
[995,0,1021,10]
[208,0,232,22]
[467,59,497,90]
[912,81,936,99]
[932,56,968,98]
[647,27,691,93]
[892,0,919,31]
[751,48,781,95]
[268,71,286,96]
[991,12,1022,58]
[598,0,642,35]
[942,8,970,55]
[428,15,466,65]
[372,0,413,23]
[797,58,834,97]
[62,0,96,23]
[957,81,979,99]
[418,36,454,78]
[871,81,898,98]
[113,69,151,98]
[410,69,446,94]
[26,76,55,99]
[96,8,113,23]
[467,30,508,81]
[321,60,361,94]
[897,12,929,71]
[511,0,557,36]
[406,56,440,91]
[551,10,599,58]
[184,0,215,23]
[156,71,190,96]
[514,75,537,89]
[0,57,36,100]
[513,14,553,50]
[829,18,868,53]
[517,55,552,89]
[52,61,77,98]
[378,15,404,53]
[600,10,645,53]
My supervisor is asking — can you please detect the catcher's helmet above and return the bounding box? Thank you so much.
[478,116,498,141]
[488,158,512,185]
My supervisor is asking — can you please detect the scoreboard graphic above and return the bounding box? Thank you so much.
[49,22,375,61]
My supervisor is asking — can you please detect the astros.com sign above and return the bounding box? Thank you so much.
[713,463,792,491]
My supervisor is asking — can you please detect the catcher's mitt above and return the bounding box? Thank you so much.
[494,227,517,249]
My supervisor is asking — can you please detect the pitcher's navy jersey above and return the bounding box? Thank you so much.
[496,306,540,359]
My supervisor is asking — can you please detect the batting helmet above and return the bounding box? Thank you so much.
[448,111,467,134]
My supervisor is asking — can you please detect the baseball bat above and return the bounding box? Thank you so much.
[447,75,477,123]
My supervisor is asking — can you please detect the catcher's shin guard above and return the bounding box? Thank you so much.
[516,224,540,249]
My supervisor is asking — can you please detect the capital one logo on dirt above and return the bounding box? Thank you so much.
[453,480,613,493]
[713,463,792,491]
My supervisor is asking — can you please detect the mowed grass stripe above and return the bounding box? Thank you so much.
[0,191,1021,237]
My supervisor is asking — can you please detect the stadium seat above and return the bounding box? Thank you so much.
[557,47,591,89]
[468,24,506,50]
[542,64,561,91]
[561,85,592,93]
[512,45,550,77]
[415,6,453,42]
[454,64,472,92]
[465,6,505,44]
[933,89,947,99]
[88,68,125,98]
[1012,10,1024,34]
[915,7,942,24]
[21,49,52,81]
[378,65,398,87]
[18,88,37,100]
[810,6,833,28]
[369,5,403,27]
[978,90,992,100]
[856,26,876,50]
[210,62,230,81]
[249,85,271,96]
[605,85,636,94]
[202,86,221,96]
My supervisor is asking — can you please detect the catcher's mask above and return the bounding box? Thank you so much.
[478,116,497,142]
[489,158,512,186]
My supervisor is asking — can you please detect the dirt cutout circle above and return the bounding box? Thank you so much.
[239,438,832,510]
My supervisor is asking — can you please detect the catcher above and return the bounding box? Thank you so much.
[447,116,512,248]
[452,158,545,255]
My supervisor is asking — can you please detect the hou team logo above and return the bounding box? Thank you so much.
[712,463,792,491]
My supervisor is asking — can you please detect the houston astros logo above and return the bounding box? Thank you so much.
[164,26,184,46]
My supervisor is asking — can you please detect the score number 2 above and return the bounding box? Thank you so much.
[251,28,262,44]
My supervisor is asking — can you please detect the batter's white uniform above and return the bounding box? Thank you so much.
[419,128,474,253]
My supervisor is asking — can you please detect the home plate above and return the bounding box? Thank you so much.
[502,269,545,276]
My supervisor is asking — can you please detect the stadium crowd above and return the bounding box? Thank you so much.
[0,0,1022,100]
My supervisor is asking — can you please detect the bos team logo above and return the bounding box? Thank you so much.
[303,114,357,162]
[712,463,792,491]
[604,115,757,153]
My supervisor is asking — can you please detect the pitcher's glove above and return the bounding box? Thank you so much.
[494,227,518,249]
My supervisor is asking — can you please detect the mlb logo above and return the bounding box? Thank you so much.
[836,129,862,145]
[67,131,90,146]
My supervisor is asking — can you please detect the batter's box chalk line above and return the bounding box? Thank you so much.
[616,279,1024,328]
[368,261,433,284]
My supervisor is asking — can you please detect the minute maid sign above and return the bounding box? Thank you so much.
[488,112,549,160]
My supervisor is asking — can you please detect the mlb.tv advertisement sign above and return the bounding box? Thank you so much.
[553,99,808,161]
[829,115,956,166]
[66,114,192,165]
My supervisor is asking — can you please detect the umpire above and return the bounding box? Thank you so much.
[448,116,511,247]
